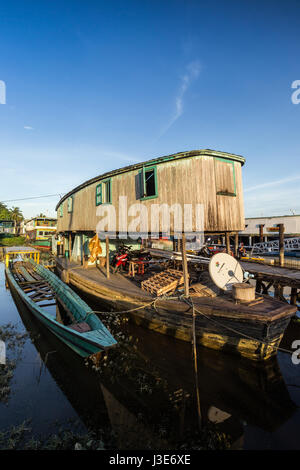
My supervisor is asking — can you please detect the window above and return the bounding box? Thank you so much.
[140,165,158,199]
[96,183,102,206]
[67,196,73,213]
[59,204,63,217]
[215,158,236,196]
[102,179,111,203]
[96,179,112,205]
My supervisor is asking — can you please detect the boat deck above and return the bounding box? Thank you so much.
[56,258,297,323]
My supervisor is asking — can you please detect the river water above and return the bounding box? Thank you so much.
[0,261,300,450]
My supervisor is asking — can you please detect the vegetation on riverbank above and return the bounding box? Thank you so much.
[0,422,110,450]
[0,236,27,247]
[0,323,28,403]
[0,419,230,450]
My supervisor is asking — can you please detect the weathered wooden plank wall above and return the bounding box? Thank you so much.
[57,154,245,233]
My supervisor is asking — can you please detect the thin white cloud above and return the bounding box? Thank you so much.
[244,184,300,217]
[160,60,201,136]
[24,126,34,130]
[244,174,300,192]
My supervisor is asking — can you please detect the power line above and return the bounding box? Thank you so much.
[1,193,64,203]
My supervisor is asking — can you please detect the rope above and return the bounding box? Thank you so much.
[90,291,295,357]
[92,298,159,316]
[184,297,294,355]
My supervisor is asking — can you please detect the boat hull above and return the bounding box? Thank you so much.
[5,267,116,357]
[63,267,296,362]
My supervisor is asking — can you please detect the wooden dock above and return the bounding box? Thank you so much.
[240,260,300,305]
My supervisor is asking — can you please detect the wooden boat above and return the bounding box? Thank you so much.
[55,258,297,362]
[5,258,117,357]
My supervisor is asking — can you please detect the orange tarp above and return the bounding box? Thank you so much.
[88,234,102,263]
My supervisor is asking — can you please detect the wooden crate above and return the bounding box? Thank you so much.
[141,269,185,296]
[189,282,217,298]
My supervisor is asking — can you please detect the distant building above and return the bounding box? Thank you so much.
[239,215,300,246]
[0,220,15,234]
[25,217,57,249]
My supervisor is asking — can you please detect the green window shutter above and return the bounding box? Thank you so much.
[96,184,102,206]
[142,166,146,197]
[59,205,63,217]
[67,197,73,213]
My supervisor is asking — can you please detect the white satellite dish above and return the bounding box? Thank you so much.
[209,253,244,291]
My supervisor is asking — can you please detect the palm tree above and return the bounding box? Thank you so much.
[0,202,11,220]
[10,207,24,235]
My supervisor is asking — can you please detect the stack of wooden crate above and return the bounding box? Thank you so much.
[141,269,185,296]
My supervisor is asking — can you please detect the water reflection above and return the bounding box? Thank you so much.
[6,275,298,450]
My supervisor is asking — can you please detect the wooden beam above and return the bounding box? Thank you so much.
[181,234,189,297]
[259,224,264,242]
[234,232,239,257]
[62,235,65,257]
[68,233,72,260]
[225,232,231,255]
[256,279,262,294]
[106,235,110,279]
[279,224,285,267]
[291,287,298,305]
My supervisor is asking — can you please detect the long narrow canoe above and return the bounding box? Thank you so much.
[5,258,117,357]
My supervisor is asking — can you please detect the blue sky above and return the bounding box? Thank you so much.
[0,0,300,219]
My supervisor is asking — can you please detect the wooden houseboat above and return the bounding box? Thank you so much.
[55,149,297,361]
[25,217,57,250]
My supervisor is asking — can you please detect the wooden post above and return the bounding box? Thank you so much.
[69,233,72,261]
[291,287,298,305]
[279,224,285,267]
[181,233,189,297]
[80,234,83,265]
[259,224,264,242]
[192,309,202,430]
[106,235,110,279]
[37,252,40,264]
[173,237,177,252]
[234,233,239,257]
[256,279,262,294]
[225,232,231,255]
[60,236,63,257]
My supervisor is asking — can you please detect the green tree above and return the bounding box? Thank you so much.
[10,207,24,235]
[0,202,11,220]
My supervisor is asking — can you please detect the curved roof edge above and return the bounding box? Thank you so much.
[55,149,246,210]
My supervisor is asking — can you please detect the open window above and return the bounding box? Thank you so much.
[215,158,236,196]
[95,179,112,205]
[140,165,158,199]
[102,179,112,203]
